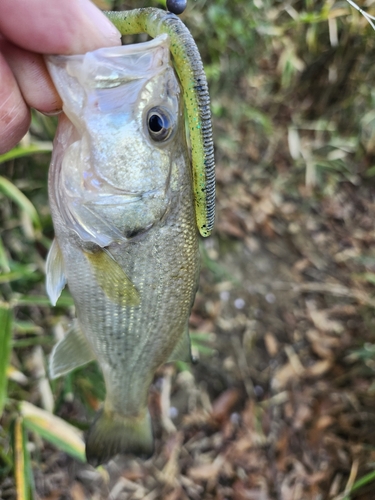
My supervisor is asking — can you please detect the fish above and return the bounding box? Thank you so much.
[45,33,202,466]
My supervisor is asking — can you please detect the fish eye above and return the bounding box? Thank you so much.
[147,107,174,142]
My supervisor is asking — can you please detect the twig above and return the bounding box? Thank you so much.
[271,281,375,309]
[332,458,359,500]
[231,336,255,398]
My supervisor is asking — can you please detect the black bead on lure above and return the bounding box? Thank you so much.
[45,1,214,466]
[166,0,187,15]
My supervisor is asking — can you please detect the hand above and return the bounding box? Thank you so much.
[0,0,121,154]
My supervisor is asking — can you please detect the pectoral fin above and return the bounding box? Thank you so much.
[167,326,192,363]
[49,321,95,379]
[46,238,66,306]
[84,249,140,307]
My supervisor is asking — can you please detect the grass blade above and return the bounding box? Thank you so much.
[0,142,52,164]
[13,416,33,500]
[0,236,10,272]
[342,469,375,499]
[0,303,13,416]
[0,176,42,235]
[0,266,40,284]
[16,293,74,308]
[7,365,28,386]
[20,401,86,462]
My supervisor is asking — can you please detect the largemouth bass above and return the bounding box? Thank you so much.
[45,9,214,467]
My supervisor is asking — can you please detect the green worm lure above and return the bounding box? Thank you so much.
[105,8,215,237]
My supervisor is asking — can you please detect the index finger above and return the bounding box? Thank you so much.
[0,0,121,55]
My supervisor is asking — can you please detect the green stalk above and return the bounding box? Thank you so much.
[0,303,12,416]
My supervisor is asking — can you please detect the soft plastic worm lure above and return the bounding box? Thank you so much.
[105,8,215,237]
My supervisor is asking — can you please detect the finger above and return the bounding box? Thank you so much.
[0,39,62,115]
[0,0,121,55]
[0,52,30,155]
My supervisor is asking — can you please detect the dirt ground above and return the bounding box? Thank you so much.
[16,159,375,500]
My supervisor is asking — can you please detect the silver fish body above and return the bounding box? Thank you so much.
[45,35,200,465]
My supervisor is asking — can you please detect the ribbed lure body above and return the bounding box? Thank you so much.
[106,8,215,236]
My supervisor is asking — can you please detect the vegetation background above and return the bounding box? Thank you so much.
[2,0,375,498]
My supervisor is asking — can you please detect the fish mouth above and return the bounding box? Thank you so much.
[81,170,168,202]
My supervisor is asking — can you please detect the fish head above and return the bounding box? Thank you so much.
[47,35,186,245]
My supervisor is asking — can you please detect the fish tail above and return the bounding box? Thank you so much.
[85,407,154,466]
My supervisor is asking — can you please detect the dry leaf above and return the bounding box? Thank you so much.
[264,332,279,357]
[187,455,225,482]
[211,388,242,424]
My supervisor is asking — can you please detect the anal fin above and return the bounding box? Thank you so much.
[167,326,192,363]
[46,238,66,306]
[49,321,95,379]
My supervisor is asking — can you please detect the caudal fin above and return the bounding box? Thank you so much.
[85,408,154,466]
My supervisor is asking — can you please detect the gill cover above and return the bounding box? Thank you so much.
[106,8,215,237]
[47,35,179,247]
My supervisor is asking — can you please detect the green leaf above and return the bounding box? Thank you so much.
[0,303,13,416]
[364,165,375,177]
[20,401,86,463]
[175,360,190,372]
[191,332,215,356]
[353,272,375,285]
